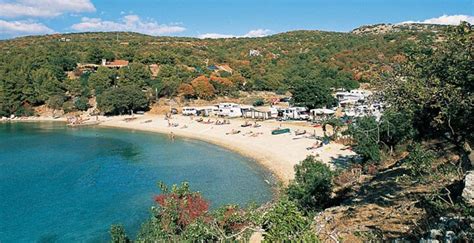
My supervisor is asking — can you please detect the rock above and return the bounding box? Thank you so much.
[445,231,456,243]
[469,152,474,167]
[462,171,474,206]
[430,229,443,239]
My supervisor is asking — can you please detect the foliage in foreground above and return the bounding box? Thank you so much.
[405,143,436,178]
[262,196,318,241]
[110,178,320,242]
[287,156,333,211]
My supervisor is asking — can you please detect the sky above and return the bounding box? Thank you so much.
[0,0,473,39]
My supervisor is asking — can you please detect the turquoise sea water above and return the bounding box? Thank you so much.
[0,122,273,242]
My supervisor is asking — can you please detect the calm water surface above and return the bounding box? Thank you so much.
[0,122,273,242]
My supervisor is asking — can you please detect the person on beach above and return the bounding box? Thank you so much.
[169,132,175,141]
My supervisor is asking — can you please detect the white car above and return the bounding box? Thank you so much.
[182,107,197,116]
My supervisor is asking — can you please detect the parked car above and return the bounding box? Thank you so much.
[182,107,197,116]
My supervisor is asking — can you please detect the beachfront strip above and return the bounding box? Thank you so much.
[96,113,356,184]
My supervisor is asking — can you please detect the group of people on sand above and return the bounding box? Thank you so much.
[241,120,261,128]
[194,118,230,125]
[215,119,230,125]
[167,120,179,127]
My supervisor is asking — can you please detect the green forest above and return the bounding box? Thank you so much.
[0,23,443,116]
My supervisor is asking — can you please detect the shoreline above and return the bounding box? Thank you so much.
[98,114,355,184]
[5,114,355,185]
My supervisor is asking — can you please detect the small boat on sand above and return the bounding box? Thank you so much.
[271,128,290,135]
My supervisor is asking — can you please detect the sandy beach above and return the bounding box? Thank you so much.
[96,114,356,184]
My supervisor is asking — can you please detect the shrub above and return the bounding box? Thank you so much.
[46,95,65,110]
[262,197,314,241]
[110,224,130,243]
[153,182,210,234]
[379,110,417,151]
[405,143,435,178]
[181,219,218,241]
[62,101,75,113]
[253,98,264,107]
[291,80,336,109]
[287,156,333,211]
[74,97,90,111]
[346,116,381,163]
[97,85,149,115]
[191,76,215,100]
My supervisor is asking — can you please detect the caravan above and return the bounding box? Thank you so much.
[182,107,197,116]
[217,103,243,117]
[282,107,309,120]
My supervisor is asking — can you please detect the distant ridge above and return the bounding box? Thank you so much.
[351,23,450,35]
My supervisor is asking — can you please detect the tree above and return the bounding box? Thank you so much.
[287,156,333,211]
[31,68,63,102]
[86,47,114,64]
[210,75,235,96]
[64,78,83,97]
[154,65,196,97]
[384,22,473,150]
[88,67,116,95]
[291,80,336,109]
[74,97,90,111]
[191,76,215,100]
[346,116,381,163]
[46,95,65,116]
[177,83,195,99]
[118,62,151,88]
[97,85,149,115]
[379,109,417,153]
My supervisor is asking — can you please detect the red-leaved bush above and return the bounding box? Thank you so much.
[154,191,209,228]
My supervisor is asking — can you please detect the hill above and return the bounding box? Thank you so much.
[351,23,450,35]
[0,24,448,116]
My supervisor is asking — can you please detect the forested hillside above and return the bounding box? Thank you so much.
[0,24,446,116]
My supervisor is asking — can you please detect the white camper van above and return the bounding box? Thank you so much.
[217,103,242,117]
[282,107,309,120]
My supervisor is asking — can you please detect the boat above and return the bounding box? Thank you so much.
[295,129,307,136]
[271,128,290,135]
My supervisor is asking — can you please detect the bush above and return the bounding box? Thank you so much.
[137,182,211,241]
[62,101,75,113]
[287,156,333,211]
[405,143,435,178]
[46,95,65,110]
[346,116,381,163]
[262,197,315,241]
[14,105,35,117]
[253,98,264,107]
[291,80,336,109]
[74,97,90,111]
[379,110,417,150]
[110,224,130,243]
[97,85,149,115]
